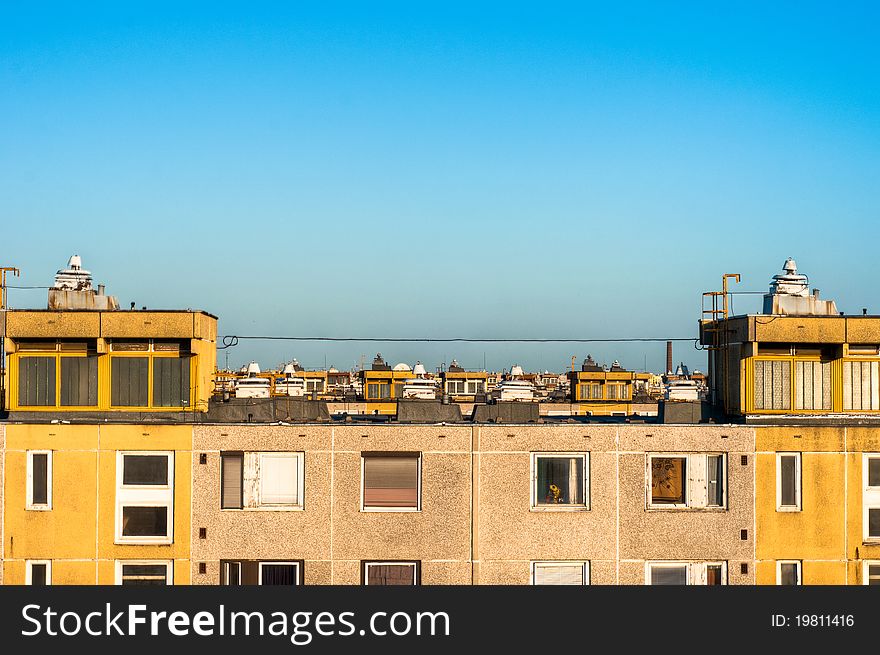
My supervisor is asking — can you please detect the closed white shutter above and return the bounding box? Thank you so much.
[688,454,707,508]
[533,563,587,585]
[259,453,298,505]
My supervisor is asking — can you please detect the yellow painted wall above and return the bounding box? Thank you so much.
[755,427,846,584]
[3,423,192,584]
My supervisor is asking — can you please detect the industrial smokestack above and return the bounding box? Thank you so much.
[666,341,673,375]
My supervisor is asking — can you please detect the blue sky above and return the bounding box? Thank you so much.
[2,2,879,373]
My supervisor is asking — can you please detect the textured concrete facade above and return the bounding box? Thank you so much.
[190,423,756,585]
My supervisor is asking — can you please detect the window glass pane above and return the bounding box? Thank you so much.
[754,360,790,410]
[31,453,49,505]
[121,564,168,586]
[112,341,150,351]
[60,356,98,406]
[121,507,168,536]
[260,454,298,505]
[706,565,723,585]
[796,361,832,410]
[152,357,190,407]
[780,563,799,585]
[870,509,880,538]
[221,453,243,509]
[261,564,298,585]
[869,458,880,487]
[536,456,584,505]
[651,457,686,504]
[30,564,48,586]
[222,562,242,586]
[123,455,169,485]
[18,357,56,406]
[363,456,419,508]
[534,564,585,585]
[366,564,415,585]
[153,341,182,352]
[18,341,57,351]
[111,357,149,406]
[707,455,724,506]
[869,565,880,585]
[780,456,797,506]
[651,566,687,585]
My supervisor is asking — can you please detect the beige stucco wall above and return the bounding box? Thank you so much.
[617,425,755,585]
[191,424,473,585]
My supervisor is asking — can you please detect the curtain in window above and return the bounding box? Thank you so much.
[221,453,243,509]
[18,357,55,406]
[260,454,298,505]
[795,361,831,410]
[753,360,791,410]
[60,356,98,406]
[111,357,149,406]
[844,361,880,410]
[536,457,583,505]
[534,564,585,585]
[261,564,298,586]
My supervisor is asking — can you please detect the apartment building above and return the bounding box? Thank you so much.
[2,255,879,585]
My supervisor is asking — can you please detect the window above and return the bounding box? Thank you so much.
[60,356,98,406]
[648,454,727,509]
[366,382,391,400]
[304,379,324,393]
[26,561,51,586]
[116,561,173,586]
[221,452,244,509]
[777,452,802,511]
[532,562,590,585]
[607,383,628,400]
[115,452,174,544]
[259,562,301,586]
[646,562,727,585]
[466,381,485,394]
[152,356,190,407]
[220,451,304,510]
[864,454,880,541]
[18,356,56,406]
[531,453,589,509]
[753,360,790,410]
[777,560,802,585]
[844,361,880,410]
[447,380,466,394]
[864,561,880,585]
[111,357,149,407]
[26,450,52,510]
[221,561,303,586]
[363,562,419,585]
[362,453,420,511]
[578,383,602,400]
[795,360,831,410]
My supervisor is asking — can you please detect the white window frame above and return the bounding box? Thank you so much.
[776,452,802,512]
[247,452,305,510]
[646,453,727,510]
[531,561,590,585]
[26,560,52,585]
[776,560,802,585]
[446,380,466,395]
[258,561,302,586]
[645,561,727,585]
[530,452,590,511]
[863,560,880,585]
[222,561,242,585]
[115,560,173,586]
[363,561,419,586]
[864,454,880,541]
[26,450,53,510]
[115,451,174,545]
[360,454,422,513]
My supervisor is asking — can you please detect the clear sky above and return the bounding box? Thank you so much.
[2,2,879,374]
